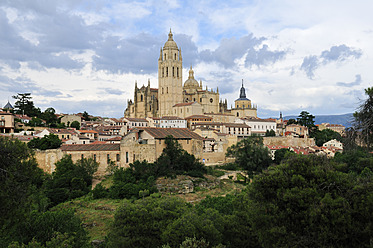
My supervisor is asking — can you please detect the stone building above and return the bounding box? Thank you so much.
[230,81,257,118]
[0,111,14,133]
[124,30,254,119]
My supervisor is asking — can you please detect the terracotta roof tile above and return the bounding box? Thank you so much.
[136,127,203,140]
[61,143,120,151]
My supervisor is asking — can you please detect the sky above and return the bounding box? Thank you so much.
[0,0,372,118]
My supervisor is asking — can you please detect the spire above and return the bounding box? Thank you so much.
[188,65,194,79]
[239,79,246,99]
[168,28,173,41]
[159,48,162,60]
[217,87,219,93]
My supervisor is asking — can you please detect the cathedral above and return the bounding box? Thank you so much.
[124,30,257,119]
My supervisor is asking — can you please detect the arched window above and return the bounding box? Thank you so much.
[173,67,175,77]
[167,87,168,93]
[237,112,239,117]
[162,68,164,77]
[177,67,179,77]
[164,53,167,60]
[162,87,164,94]
[141,95,143,101]
[166,67,168,77]
[174,53,176,60]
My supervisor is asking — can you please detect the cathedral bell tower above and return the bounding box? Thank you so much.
[158,29,183,117]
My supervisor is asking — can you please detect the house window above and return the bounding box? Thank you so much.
[159,140,161,144]
[177,67,179,77]
[166,67,168,77]
[141,95,143,101]
[81,154,84,159]
[164,53,166,59]
[174,53,177,60]
[162,68,164,77]
[94,154,96,162]
[107,154,110,164]
[116,154,120,161]
[126,152,129,163]
[133,154,136,162]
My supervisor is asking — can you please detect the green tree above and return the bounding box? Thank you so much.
[0,137,45,246]
[107,197,190,248]
[311,128,342,147]
[354,87,373,149]
[156,136,206,177]
[27,117,45,127]
[246,155,373,248]
[45,156,98,206]
[27,134,62,150]
[274,148,294,164]
[82,111,91,121]
[12,93,41,117]
[40,108,58,128]
[19,209,89,248]
[287,118,297,125]
[70,121,80,130]
[265,129,276,137]
[226,136,272,178]
[297,110,315,128]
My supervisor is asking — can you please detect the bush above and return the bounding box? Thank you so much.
[92,183,108,199]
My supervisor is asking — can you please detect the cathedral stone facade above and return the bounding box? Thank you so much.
[124,30,257,119]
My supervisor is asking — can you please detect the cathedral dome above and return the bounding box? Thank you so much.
[163,29,178,49]
[184,66,199,88]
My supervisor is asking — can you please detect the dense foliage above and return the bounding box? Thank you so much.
[0,138,89,247]
[226,136,272,178]
[45,155,98,206]
[311,128,342,147]
[246,154,373,248]
[0,137,45,245]
[354,87,373,148]
[27,134,62,150]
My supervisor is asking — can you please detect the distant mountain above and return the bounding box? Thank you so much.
[284,113,354,127]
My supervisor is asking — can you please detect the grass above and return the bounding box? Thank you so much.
[53,171,246,242]
[52,196,122,241]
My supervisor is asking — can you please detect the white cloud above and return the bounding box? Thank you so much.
[1,0,373,117]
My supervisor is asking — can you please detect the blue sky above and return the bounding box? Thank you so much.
[0,0,372,118]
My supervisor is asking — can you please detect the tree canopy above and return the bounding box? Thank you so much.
[297,110,315,128]
[246,155,373,248]
[226,136,272,178]
[354,87,373,149]
[27,134,62,150]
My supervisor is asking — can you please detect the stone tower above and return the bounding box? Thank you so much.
[158,29,183,117]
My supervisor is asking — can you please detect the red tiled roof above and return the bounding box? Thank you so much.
[61,143,120,151]
[135,127,203,140]
[192,122,250,128]
[79,130,98,133]
[185,115,213,120]
[124,118,148,122]
[173,102,197,107]
[107,136,122,141]
[160,116,184,120]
